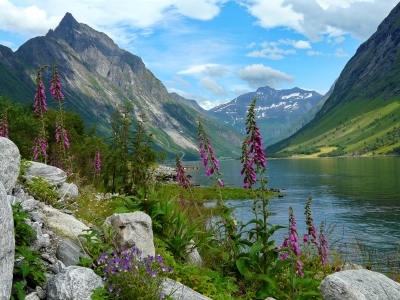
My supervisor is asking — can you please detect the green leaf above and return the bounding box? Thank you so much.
[249,242,263,260]
[236,257,250,276]
[20,262,30,278]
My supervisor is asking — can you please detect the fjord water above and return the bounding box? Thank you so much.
[184,157,400,254]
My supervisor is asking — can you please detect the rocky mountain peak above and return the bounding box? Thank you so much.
[48,12,120,56]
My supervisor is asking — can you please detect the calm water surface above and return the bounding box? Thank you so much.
[183,157,400,255]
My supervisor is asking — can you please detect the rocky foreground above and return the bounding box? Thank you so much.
[1,136,400,300]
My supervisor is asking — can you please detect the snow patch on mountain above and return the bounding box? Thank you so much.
[281,93,313,100]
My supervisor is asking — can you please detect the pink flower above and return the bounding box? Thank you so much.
[33,66,48,115]
[94,149,101,175]
[217,179,224,187]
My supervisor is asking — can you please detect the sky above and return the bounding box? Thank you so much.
[0,0,399,110]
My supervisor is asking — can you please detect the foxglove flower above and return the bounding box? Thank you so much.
[94,149,101,175]
[304,197,318,246]
[318,222,328,265]
[175,154,191,189]
[241,98,267,188]
[197,116,224,187]
[0,120,9,139]
[50,61,64,102]
[33,66,48,115]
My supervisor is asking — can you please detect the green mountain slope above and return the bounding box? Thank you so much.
[266,3,400,157]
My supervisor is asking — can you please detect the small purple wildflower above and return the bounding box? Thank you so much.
[304,197,319,246]
[97,247,172,299]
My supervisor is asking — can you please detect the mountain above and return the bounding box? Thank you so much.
[0,13,242,160]
[266,3,400,157]
[208,86,323,146]
[169,92,207,114]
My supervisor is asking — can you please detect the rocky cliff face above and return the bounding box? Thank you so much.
[319,3,400,115]
[0,13,242,158]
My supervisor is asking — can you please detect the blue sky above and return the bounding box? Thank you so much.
[0,0,398,109]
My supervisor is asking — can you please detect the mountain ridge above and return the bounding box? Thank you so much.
[0,13,243,159]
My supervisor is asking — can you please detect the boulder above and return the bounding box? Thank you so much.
[25,292,40,300]
[30,221,51,250]
[319,269,400,300]
[0,137,20,194]
[0,181,14,300]
[57,182,79,202]
[41,204,90,241]
[57,238,89,266]
[104,212,155,257]
[186,240,203,267]
[24,161,66,187]
[162,278,212,300]
[47,266,103,300]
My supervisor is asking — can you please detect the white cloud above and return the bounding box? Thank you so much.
[178,63,225,76]
[0,0,61,35]
[0,0,227,36]
[245,0,398,41]
[237,64,295,89]
[307,50,324,56]
[334,36,345,44]
[199,77,227,95]
[243,0,303,32]
[279,39,311,49]
[334,47,349,57]
[246,41,296,60]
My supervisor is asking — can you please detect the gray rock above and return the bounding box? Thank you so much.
[186,240,203,267]
[29,211,44,223]
[52,260,67,274]
[24,161,67,187]
[41,204,90,241]
[104,212,155,257]
[0,181,14,300]
[47,266,103,300]
[162,278,212,300]
[7,195,20,205]
[21,198,39,212]
[30,222,50,250]
[58,182,79,202]
[36,286,46,299]
[57,238,89,266]
[319,269,400,300]
[25,292,40,300]
[0,137,20,194]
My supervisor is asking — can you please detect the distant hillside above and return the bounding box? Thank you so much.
[0,13,242,160]
[266,2,400,157]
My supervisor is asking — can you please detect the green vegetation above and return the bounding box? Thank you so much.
[11,203,46,300]
[267,97,400,157]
